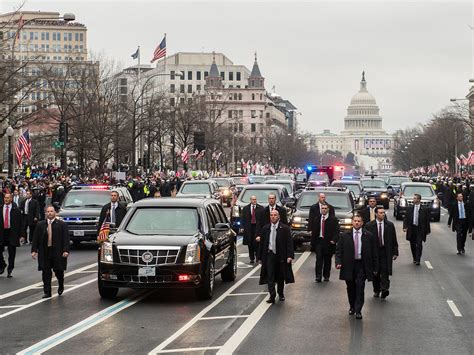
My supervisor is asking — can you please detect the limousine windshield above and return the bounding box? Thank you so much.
[126,208,200,235]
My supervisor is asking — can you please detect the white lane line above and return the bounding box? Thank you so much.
[0,305,26,309]
[228,292,267,296]
[156,347,221,354]
[217,251,312,355]
[148,264,262,354]
[77,270,97,273]
[0,278,95,319]
[0,262,96,300]
[425,261,434,269]
[238,253,249,258]
[447,300,463,317]
[18,291,152,355]
[200,315,249,320]
[248,276,260,279]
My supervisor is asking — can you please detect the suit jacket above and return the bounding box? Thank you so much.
[310,214,340,255]
[335,228,378,281]
[241,203,264,245]
[98,202,127,233]
[12,196,25,208]
[20,198,40,226]
[360,206,377,225]
[451,201,471,232]
[258,222,295,285]
[31,219,70,271]
[257,204,288,236]
[365,219,398,275]
[403,205,431,242]
[308,202,335,234]
[0,204,22,247]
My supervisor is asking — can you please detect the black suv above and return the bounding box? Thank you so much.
[360,178,389,209]
[98,198,237,300]
[57,185,133,246]
[393,182,440,221]
[387,175,410,198]
[290,188,355,250]
[331,180,366,210]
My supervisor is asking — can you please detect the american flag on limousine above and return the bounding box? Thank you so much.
[97,219,110,242]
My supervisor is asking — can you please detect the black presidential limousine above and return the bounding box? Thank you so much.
[98,198,237,300]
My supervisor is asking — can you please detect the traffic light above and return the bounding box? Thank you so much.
[59,121,68,143]
[194,131,205,151]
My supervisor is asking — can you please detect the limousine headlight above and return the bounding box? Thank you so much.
[339,218,352,225]
[292,216,303,223]
[232,206,240,217]
[380,193,388,199]
[433,199,439,208]
[185,243,201,264]
[399,198,407,207]
[100,242,113,264]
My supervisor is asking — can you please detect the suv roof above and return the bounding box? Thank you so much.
[133,197,219,208]
[332,180,361,186]
[401,182,431,187]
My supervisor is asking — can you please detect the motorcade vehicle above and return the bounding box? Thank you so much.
[387,175,410,198]
[331,180,366,209]
[360,177,390,209]
[393,182,440,221]
[274,173,294,181]
[98,198,237,300]
[248,175,266,184]
[295,173,307,190]
[177,180,221,202]
[212,177,236,207]
[265,179,297,198]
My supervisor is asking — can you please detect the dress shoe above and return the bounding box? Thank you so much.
[348,308,355,315]
[58,285,64,296]
[381,290,389,299]
[42,293,52,299]
[279,295,285,302]
[373,292,380,298]
[457,251,461,255]
[249,260,255,264]
[415,262,420,266]
[355,313,363,319]
[7,272,12,278]
[461,249,465,254]
[413,261,417,264]
[315,278,322,283]
[266,298,275,304]
[324,278,330,282]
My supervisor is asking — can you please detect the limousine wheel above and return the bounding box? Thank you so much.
[196,259,215,300]
[221,244,237,282]
[98,272,118,299]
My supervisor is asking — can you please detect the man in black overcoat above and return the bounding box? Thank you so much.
[20,190,40,244]
[366,207,398,299]
[308,193,335,229]
[335,214,378,319]
[0,193,22,277]
[98,190,127,233]
[360,197,377,225]
[403,193,431,265]
[241,195,264,263]
[31,206,70,298]
[257,209,294,304]
[451,192,470,254]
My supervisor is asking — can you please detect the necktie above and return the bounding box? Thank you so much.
[354,230,359,259]
[4,205,9,229]
[251,205,256,224]
[25,199,29,215]
[370,208,375,221]
[48,220,53,247]
[270,225,277,253]
[413,205,419,226]
[111,204,116,224]
[378,222,383,246]
[321,216,325,238]
[459,203,465,219]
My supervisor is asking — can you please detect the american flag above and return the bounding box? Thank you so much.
[15,129,32,166]
[97,220,110,242]
[180,147,189,163]
[150,36,166,63]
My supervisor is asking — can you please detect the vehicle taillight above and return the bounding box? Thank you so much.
[178,274,191,281]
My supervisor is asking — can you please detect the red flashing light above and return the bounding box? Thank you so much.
[334,166,344,172]
[89,185,109,190]
[178,274,190,281]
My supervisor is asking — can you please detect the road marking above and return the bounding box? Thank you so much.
[238,253,249,258]
[425,261,434,269]
[228,292,267,296]
[0,262,96,300]
[447,300,462,317]
[156,347,221,354]
[0,305,26,309]
[18,291,152,355]
[0,278,96,319]
[217,251,312,355]
[148,263,262,354]
[200,315,249,320]
[77,270,97,273]
[237,262,253,269]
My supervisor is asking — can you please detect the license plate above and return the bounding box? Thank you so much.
[138,267,155,277]
[73,230,84,237]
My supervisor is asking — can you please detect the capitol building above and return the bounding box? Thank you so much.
[312,72,393,171]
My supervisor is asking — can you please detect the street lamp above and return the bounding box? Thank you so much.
[6,126,14,178]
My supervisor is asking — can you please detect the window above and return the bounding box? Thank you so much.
[228,110,232,118]
[30,32,34,40]
[41,32,45,40]
[170,97,175,106]
[34,32,38,40]
[259,110,263,118]
[229,72,234,81]
[259,123,264,133]
[236,72,241,81]
[187,84,192,93]
[64,33,68,41]
[238,93,242,100]
[239,110,243,118]
[251,93,255,100]
[220,72,225,80]
[180,97,185,105]
[188,71,192,80]
[75,33,79,41]
[120,87,127,94]
[204,71,208,78]
[251,110,256,118]
[68,33,72,41]
[180,84,185,93]
[80,33,84,41]
[251,123,256,132]
[170,70,175,80]
[196,71,201,80]
[266,112,270,118]
[170,84,175,93]
[239,123,243,132]
[196,84,201,91]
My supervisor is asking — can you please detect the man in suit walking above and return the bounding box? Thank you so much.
[31,206,70,298]
[336,214,378,319]
[403,193,431,265]
[258,209,294,304]
[241,195,264,263]
[20,190,40,244]
[256,193,288,240]
[0,193,22,278]
[98,190,127,233]
[451,192,470,255]
[310,204,340,282]
[308,193,335,228]
[360,197,377,225]
[12,189,24,209]
[366,207,398,299]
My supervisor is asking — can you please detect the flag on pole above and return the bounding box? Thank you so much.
[131,47,139,59]
[151,35,166,63]
[15,129,32,165]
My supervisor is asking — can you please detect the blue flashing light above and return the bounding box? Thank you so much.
[342,175,353,179]
[306,165,313,172]
[236,221,241,226]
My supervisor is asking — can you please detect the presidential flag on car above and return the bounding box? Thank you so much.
[97,219,110,243]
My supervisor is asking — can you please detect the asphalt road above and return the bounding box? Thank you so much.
[0,205,472,355]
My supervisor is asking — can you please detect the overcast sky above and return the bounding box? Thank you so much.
[2,0,472,135]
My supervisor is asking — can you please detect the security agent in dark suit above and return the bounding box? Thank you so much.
[308,193,335,228]
[31,206,70,298]
[257,209,294,304]
[335,214,378,319]
[365,207,398,299]
[451,192,470,255]
[256,193,288,240]
[310,204,340,282]
[0,193,22,278]
[20,190,40,244]
[360,197,377,225]
[98,190,127,233]
[403,193,431,265]
[241,195,264,263]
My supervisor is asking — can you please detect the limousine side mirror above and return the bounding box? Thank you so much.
[214,223,230,230]
[53,202,60,212]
